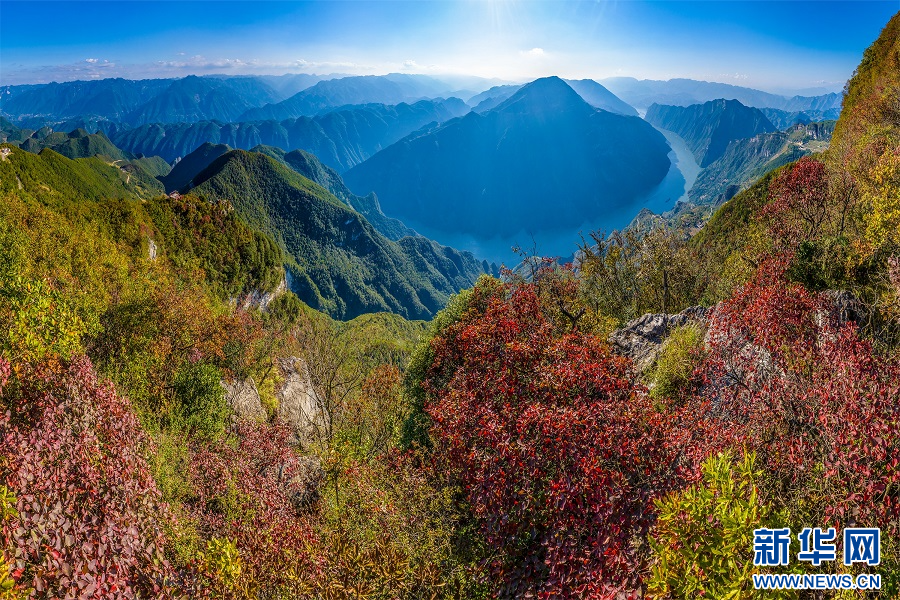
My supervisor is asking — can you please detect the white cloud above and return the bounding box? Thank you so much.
[85,58,98,64]
[520,47,545,58]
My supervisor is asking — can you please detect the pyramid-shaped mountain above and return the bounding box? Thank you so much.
[343,76,672,239]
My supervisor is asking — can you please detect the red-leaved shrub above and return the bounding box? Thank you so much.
[0,357,174,599]
[183,419,322,598]
[701,259,900,540]
[425,283,732,598]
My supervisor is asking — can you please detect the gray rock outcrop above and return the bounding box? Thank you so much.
[221,377,267,421]
[277,357,328,446]
[238,276,286,312]
[281,455,325,510]
[608,306,709,372]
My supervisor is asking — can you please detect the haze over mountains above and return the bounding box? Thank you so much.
[0,70,845,266]
[106,98,469,168]
[2,72,842,128]
[600,77,844,113]
[343,77,672,239]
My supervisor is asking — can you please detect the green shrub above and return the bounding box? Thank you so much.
[172,362,230,439]
[0,486,24,599]
[648,451,796,599]
[0,275,93,364]
[649,323,705,401]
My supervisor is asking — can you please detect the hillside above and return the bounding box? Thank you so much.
[686,129,807,205]
[344,76,672,239]
[160,142,231,192]
[252,144,418,240]
[190,150,495,319]
[109,98,469,169]
[564,79,639,116]
[15,127,129,162]
[645,99,777,167]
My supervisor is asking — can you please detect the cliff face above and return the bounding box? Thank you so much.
[276,357,327,446]
[645,99,777,167]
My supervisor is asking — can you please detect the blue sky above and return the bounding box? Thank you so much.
[2,1,898,92]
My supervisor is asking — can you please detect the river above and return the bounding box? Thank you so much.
[397,125,701,266]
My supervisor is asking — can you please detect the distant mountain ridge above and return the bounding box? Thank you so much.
[106,98,469,169]
[0,73,468,127]
[760,107,842,129]
[239,73,460,121]
[344,76,672,239]
[126,75,280,125]
[468,79,638,116]
[645,99,777,167]
[602,76,843,113]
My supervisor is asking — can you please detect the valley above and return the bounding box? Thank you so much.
[2,4,899,596]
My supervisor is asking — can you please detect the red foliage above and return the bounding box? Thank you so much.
[184,419,322,597]
[425,283,732,598]
[760,156,831,248]
[0,357,174,599]
[700,260,900,536]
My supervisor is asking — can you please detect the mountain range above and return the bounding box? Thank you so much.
[469,79,638,116]
[106,98,469,168]
[645,99,777,167]
[687,120,835,205]
[238,73,461,121]
[3,72,844,130]
[601,77,843,113]
[759,106,842,129]
[344,76,672,239]
[0,73,473,127]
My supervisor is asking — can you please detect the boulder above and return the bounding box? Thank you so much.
[608,306,709,372]
[221,377,267,421]
[281,455,325,510]
[277,357,327,446]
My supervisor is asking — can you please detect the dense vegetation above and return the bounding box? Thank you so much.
[1,11,900,600]
[191,149,494,320]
